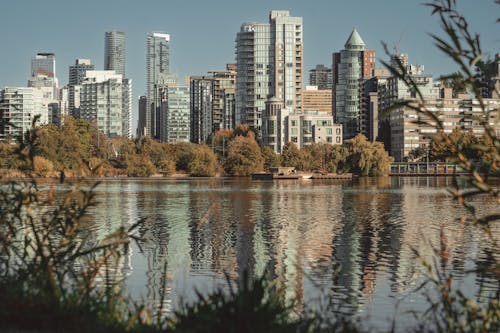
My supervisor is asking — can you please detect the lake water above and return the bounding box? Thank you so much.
[80,177,498,331]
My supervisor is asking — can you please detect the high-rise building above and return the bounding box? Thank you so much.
[159,86,190,143]
[333,29,375,139]
[190,66,236,143]
[104,31,126,77]
[145,32,170,138]
[68,58,94,117]
[69,58,94,86]
[31,53,58,100]
[0,87,46,141]
[137,95,147,137]
[79,70,132,138]
[309,64,333,90]
[31,53,56,78]
[235,10,303,138]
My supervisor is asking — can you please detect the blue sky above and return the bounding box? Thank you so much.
[0,0,498,128]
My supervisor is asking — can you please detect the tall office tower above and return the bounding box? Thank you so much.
[79,70,131,137]
[332,29,375,139]
[68,58,94,117]
[190,76,213,144]
[235,10,303,138]
[158,86,190,143]
[0,87,45,142]
[31,53,58,99]
[190,66,236,143]
[137,95,148,137]
[309,64,333,90]
[31,53,56,78]
[146,32,170,138]
[105,31,126,77]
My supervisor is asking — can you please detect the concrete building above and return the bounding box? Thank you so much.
[68,58,94,117]
[302,85,332,114]
[145,32,170,138]
[332,29,375,139]
[388,87,500,161]
[361,68,390,142]
[286,112,342,149]
[235,10,303,137]
[79,70,132,138]
[262,97,342,153]
[309,64,333,90]
[104,31,126,77]
[190,66,236,143]
[158,86,190,143]
[0,87,46,141]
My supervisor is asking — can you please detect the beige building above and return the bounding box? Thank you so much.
[262,97,342,152]
[389,87,500,161]
[302,85,332,114]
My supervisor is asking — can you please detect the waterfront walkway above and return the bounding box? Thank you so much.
[389,162,466,176]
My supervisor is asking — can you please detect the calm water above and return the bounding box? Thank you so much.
[79,177,498,331]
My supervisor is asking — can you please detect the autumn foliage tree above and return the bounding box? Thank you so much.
[224,133,264,176]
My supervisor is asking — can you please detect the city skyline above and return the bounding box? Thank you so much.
[0,0,498,128]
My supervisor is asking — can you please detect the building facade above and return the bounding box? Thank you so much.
[68,58,94,117]
[145,32,170,138]
[262,97,342,153]
[389,88,500,161]
[309,64,333,90]
[302,85,332,114]
[235,10,303,138]
[104,31,126,77]
[0,87,45,141]
[79,70,131,138]
[332,29,375,139]
[190,67,236,143]
[159,86,190,143]
[31,53,58,100]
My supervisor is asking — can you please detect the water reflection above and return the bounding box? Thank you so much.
[83,177,498,330]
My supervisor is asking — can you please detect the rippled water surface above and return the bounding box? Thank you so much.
[79,177,498,331]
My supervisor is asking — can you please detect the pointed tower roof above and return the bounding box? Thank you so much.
[344,28,366,49]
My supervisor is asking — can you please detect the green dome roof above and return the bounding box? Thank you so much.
[344,28,366,49]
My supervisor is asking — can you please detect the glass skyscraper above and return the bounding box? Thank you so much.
[104,31,126,77]
[333,29,375,139]
[144,32,170,138]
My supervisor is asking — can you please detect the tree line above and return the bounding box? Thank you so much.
[0,116,393,177]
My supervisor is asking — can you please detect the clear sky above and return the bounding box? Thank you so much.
[0,0,498,129]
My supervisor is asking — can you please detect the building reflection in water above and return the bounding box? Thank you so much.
[83,177,498,329]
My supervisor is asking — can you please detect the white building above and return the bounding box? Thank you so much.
[0,87,46,141]
[79,70,132,138]
[159,86,190,143]
[235,10,303,137]
[262,97,342,153]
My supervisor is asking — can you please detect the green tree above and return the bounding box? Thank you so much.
[261,145,281,171]
[344,135,392,176]
[280,142,301,169]
[225,135,264,176]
